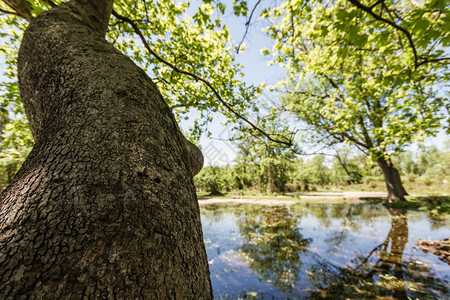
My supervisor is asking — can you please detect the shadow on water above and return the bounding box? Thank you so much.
[200,203,449,299]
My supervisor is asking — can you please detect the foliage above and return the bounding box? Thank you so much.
[0,11,32,186]
[108,0,265,140]
[1,0,449,195]
[196,114,297,195]
[261,0,449,161]
[234,115,296,194]
[0,0,279,187]
[194,144,450,195]
[194,165,227,195]
[0,115,33,189]
[394,144,450,186]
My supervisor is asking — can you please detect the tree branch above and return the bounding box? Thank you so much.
[353,241,388,273]
[0,0,33,21]
[341,131,369,152]
[380,1,405,50]
[42,0,56,8]
[347,0,419,68]
[323,74,346,101]
[111,10,293,147]
[0,7,19,16]
[369,0,383,9]
[357,115,374,149]
[418,56,450,67]
[236,0,263,54]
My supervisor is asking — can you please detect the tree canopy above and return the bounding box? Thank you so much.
[1,0,296,146]
[1,0,448,152]
[261,0,449,159]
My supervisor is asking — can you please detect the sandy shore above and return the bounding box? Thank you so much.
[198,191,387,205]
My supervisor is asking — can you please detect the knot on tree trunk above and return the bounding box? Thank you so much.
[185,138,204,176]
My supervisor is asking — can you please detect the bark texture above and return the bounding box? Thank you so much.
[377,157,408,203]
[0,2,211,299]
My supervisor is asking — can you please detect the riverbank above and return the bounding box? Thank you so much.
[197,191,386,205]
[197,192,450,213]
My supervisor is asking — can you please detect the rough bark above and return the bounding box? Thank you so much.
[0,1,212,299]
[377,157,408,203]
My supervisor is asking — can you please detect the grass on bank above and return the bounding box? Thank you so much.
[197,185,450,214]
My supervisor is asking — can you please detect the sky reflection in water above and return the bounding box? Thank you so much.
[200,202,449,299]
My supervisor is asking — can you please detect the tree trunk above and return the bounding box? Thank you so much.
[0,2,212,299]
[377,157,408,203]
[267,163,277,194]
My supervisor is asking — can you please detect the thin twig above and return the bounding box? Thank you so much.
[236,0,263,54]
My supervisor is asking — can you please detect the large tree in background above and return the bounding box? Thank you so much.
[261,0,450,202]
[0,0,223,297]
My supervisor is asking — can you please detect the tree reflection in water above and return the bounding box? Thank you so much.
[335,207,448,299]
[304,207,412,299]
[228,204,449,299]
[237,206,310,295]
[347,208,409,298]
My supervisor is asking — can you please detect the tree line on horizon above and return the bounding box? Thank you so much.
[194,143,450,195]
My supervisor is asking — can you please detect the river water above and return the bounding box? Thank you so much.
[200,202,449,299]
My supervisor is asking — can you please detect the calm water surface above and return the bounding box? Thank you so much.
[200,202,449,299]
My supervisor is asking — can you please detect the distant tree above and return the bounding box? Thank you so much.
[396,151,420,176]
[194,165,225,195]
[394,144,449,186]
[332,147,363,184]
[298,155,330,186]
[235,115,296,193]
